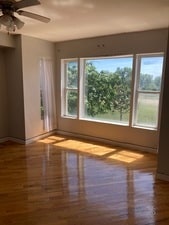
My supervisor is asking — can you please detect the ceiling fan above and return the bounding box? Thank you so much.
[0,0,50,32]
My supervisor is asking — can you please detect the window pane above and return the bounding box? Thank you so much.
[82,57,133,124]
[66,90,78,116]
[139,56,163,91]
[135,93,159,128]
[66,61,78,88]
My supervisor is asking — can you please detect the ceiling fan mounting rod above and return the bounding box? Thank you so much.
[2,8,14,16]
[1,2,15,15]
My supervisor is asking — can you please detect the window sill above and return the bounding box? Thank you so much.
[132,125,157,131]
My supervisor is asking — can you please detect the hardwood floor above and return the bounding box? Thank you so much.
[0,135,169,225]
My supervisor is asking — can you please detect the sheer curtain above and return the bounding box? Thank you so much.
[40,57,57,132]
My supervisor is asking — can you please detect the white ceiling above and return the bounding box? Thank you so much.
[7,0,169,42]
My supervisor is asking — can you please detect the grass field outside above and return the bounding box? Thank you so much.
[135,93,159,127]
[83,93,159,128]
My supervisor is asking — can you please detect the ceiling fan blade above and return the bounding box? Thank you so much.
[17,10,50,23]
[13,16,24,29]
[14,0,40,10]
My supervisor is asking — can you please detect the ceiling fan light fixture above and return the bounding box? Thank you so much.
[13,16,24,29]
[0,15,17,32]
[6,20,16,32]
[0,14,12,27]
[0,0,50,33]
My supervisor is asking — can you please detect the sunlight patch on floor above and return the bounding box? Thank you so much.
[48,136,66,141]
[53,139,116,156]
[39,136,66,144]
[108,150,143,163]
[38,136,144,163]
[39,138,56,144]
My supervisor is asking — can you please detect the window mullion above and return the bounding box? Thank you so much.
[64,62,68,116]
[132,55,141,127]
[137,90,160,94]
[79,58,84,119]
[129,54,136,127]
[77,58,81,119]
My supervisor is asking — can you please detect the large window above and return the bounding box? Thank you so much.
[133,54,164,129]
[61,53,164,130]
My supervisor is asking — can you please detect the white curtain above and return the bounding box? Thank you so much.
[40,58,57,132]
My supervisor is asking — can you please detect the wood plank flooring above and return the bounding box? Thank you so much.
[0,135,169,225]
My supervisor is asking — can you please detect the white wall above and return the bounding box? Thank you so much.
[21,35,56,141]
[55,29,168,151]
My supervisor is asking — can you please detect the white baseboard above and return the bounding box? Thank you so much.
[57,130,157,154]
[156,173,169,182]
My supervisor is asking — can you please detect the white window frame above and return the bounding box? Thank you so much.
[132,53,164,130]
[61,58,78,118]
[79,55,134,125]
[61,53,164,131]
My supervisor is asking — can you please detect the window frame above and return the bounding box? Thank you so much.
[79,55,134,126]
[61,53,164,131]
[61,58,78,118]
[132,53,164,129]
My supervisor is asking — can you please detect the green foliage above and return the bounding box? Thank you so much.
[67,62,78,88]
[154,76,161,90]
[68,91,77,115]
[85,65,114,116]
[85,64,132,120]
[139,74,161,91]
[111,67,131,120]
